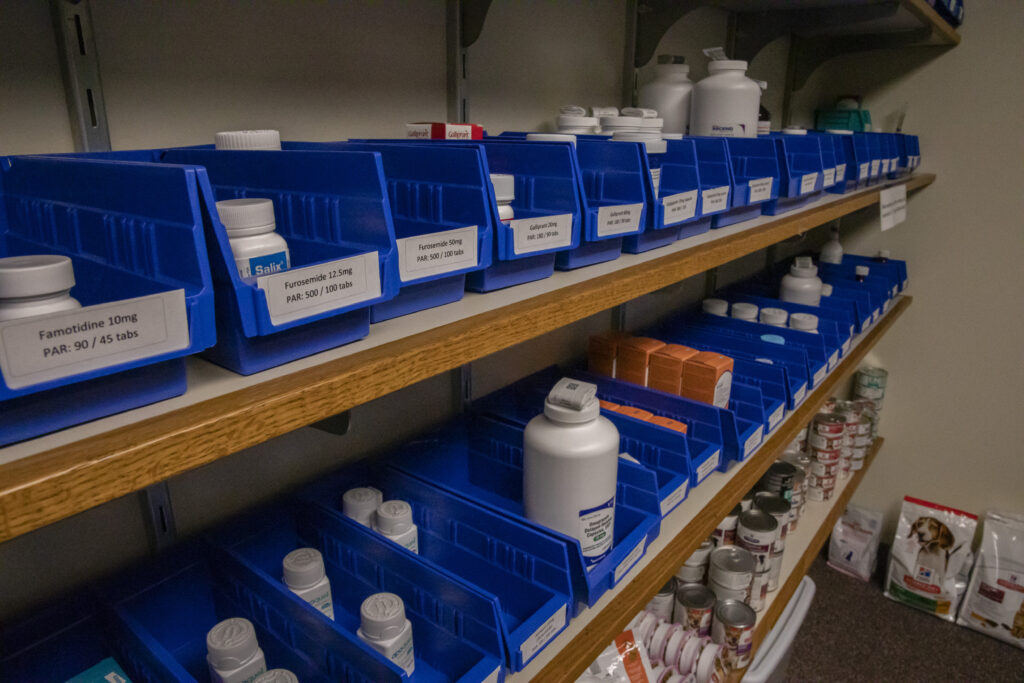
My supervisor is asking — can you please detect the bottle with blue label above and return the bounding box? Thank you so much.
[216,198,290,279]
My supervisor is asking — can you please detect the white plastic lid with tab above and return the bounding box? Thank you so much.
[544,377,600,423]
[216,198,277,236]
[206,618,260,670]
[375,500,414,535]
[490,174,515,202]
[878,249,891,259]
[254,670,299,683]
[214,129,282,150]
[621,107,659,119]
[359,592,407,641]
[282,548,327,590]
[790,256,818,278]
[343,487,383,523]
[0,255,76,299]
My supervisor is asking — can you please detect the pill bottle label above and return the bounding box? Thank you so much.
[748,177,773,203]
[713,370,732,408]
[237,251,289,279]
[402,534,419,554]
[709,123,745,137]
[662,190,698,224]
[579,497,615,565]
[390,631,416,675]
[397,225,478,282]
[701,186,730,214]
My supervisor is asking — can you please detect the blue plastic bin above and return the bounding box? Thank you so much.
[389,415,662,610]
[900,134,921,174]
[726,293,852,363]
[840,253,908,292]
[299,464,573,671]
[762,134,825,215]
[207,503,506,682]
[714,137,781,228]
[864,133,885,184]
[282,142,493,322]
[687,137,734,231]
[819,131,861,194]
[0,156,216,445]
[814,134,840,192]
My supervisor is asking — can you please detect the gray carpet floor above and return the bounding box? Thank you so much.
[786,554,1024,682]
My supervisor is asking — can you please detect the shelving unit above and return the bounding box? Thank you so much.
[508,296,910,683]
[0,175,931,544]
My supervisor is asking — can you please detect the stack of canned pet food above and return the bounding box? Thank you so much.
[807,411,844,500]
[853,366,887,411]
[780,450,810,530]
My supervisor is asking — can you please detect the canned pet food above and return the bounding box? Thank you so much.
[647,577,676,621]
[740,490,755,512]
[810,458,840,477]
[807,485,831,502]
[812,412,846,436]
[711,599,756,669]
[694,641,728,683]
[675,583,716,636]
[821,397,838,412]
[807,472,836,489]
[663,627,689,672]
[853,382,884,400]
[855,366,887,390]
[650,621,677,664]
[737,509,779,572]
[748,570,769,611]
[851,445,869,459]
[711,505,741,546]
[767,549,785,591]
[758,461,798,501]
[808,431,844,450]
[709,545,755,589]
[850,458,865,471]
[855,414,872,436]
[754,494,791,549]
[709,578,748,603]
[635,610,660,648]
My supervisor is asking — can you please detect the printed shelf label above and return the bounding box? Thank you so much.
[511,213,574,255]
[662,190,698,225]
[701,186,730,214]
[823,168,837,187]
[859,163,870,180]
[0,290,190,390]
[519,604,567,663]
[870,160,881,177]
[397,225,478,283]
[768,404,785,431]
[836,164,847,181]
[614,538,647,584]
[842,338,851,355]
[258,251,381,326]
[748,177,774,203]
[696,451,720,481]
[880,184,907,232]
[828,350,840,371]
[660,479,689,516]
[744,426,764,457]
[793,383,807,405]
[813,365,827,387]
[597,203,644,238]
[800,172,819,195]
[881,159,891,174]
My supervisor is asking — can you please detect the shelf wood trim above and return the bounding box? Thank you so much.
[529,296,910,683]
[902,0,961,45]
[0,178,929,544]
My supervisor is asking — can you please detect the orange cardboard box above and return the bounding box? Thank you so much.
[599,399,621,412]
[616,337,666,387]
[648,344,700,395]
[617,405,655,421]
[588,330,631,378]
[647,415,689,434]
[680,351,734,408]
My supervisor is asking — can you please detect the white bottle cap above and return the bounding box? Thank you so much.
[825,129,854,135]
[789,312,819,331]
[782,127,808,135]
[730,302,758,321]
[662,133,684,140]
[707,59,748,73]
[207,617,260,670]
[526,133,577,146]
[821,283,833,296]
[621,107,659,119]
[375,500,414,535]
[343,487,383,523]
[214,129,282,151]
[559,105,587,116]
[855,265,870,277]
[592,106,619,118]
[557,115,598,128]
[282,547,327,590]
[759,307,788,326]
[790,256,818,277]
[702,298,729,316]
[544,377,600,423]
[216,198,277,236]
[0,255,76,299]
[878,249,891,259]
[489,174,516,202]
[359,592,407,640]
[254,669,299,683]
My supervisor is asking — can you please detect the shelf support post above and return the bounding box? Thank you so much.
[140,482,176,553]
[50,0,111,152]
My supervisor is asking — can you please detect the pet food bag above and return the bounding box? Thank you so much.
[828,504,884,581]
[585,629,655,682]
[884,495,978,621]
[956,510,1024,649]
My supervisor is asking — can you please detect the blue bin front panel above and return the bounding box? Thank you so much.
[689,138,733,218]
[768,135,825,199]
[574,140,647,241]
[723,137,781,207]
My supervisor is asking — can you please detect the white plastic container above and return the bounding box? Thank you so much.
[254,670,299,683]
[557,115,600,134]
[819,227,843,264]
[690,60,760,138]
[779,256,822,306]
[638,55,693,135]
[490,173,516,223]
[730,302,758,322]
[524,378,619,567]
[702,298,729,317]
[759,307,788,327]
[373,500,419,553]
[216,198,290,279]
[0,255,81,322]
[357,593,415,675]
[342,486,383,526]
[214,129,282,151]
[282,547,335,619]
[789,313,819,333]
[206,617,267,683]
[526,132,577,147]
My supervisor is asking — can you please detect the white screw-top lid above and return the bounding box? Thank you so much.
[731,302,759,320]
[254,669,299,683]
[214,130,281,151]
[282,547,326,590]
[702,298,729,316]
[782,127,808,135]
[206,617,260,670]
[592,106,619,118]
[526,133,577,146]
[0,255,76,299]
[343,486,383,522]
[790,256,818,278]
[490,174,515,202]
[821,283,833,296]
[707,60,748,72]
[557,115,598,127]
[789,312,819,331]
[878,249,891,259]
[544,377,600,423]
[559,105,587,116]
[216,198,277,236]
[621,107,659,119]
[375,500,414,535]
[825,129,854,135]
[359,592,408,641]
[855,265,870,277]
[759,307,789,326]
[662,133,684,140]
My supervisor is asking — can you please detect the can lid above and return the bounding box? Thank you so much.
[0,254,76,299]
[374,500,413,536]
[855,265,870,277]
[789,312,819,331]
[343,486,383,521]
[707,59,747,72]
[359,592,407,640]
[714,599,756,628]
[702,298,729,316]
[526,133,577,145]
[207,617,260,669]
[754,493,791,516]
[216,198,277,236]
[759,307,788,326]
[254,670,299,683]
[710,545,755,574]
[790,256,818,278]
[768,461,798,478]
[544,377,600,423]
[739,508,778,533]
[490,173,515,202]
[675,583,715,609]
[282,547,326,589]
[214,129,281,150]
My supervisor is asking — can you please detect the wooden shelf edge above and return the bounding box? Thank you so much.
[527,296,911,683]
[0,177,931,544]
[902,0,961,46]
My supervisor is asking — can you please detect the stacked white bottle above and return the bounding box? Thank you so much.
[702,298,729,317]
[374,500,419,553]
[524,378,619,568]
[216,198,291,279]
[0,255,81,322]
[343,486,383,526]
[358,593,415,675]
[730,302,758,322]
[690,60,760,138]
[638,55,693,135]
[206,617,267,683]
[557,107,600,134]
[759,307,788,327]
[282,547,334,619]
[214,130,282,150]
[779,256,823,306]
[490,174,516,223]
[789,313,819,333]
[819,226,844,264]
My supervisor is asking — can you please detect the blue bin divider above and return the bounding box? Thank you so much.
[815,134,839,192]
[626,137,710,251]
[883,133,901,179]
[823,260,901,304]
[299,464,573,672]
[762,134,825,216]
[849,133,874,189]
[817,131,859,194]
[713,137,781,228]
[688,137,734,227]
[730,360,789,431]
[206,502,505,682]
[901,134,921,174]
[864,133,885,183]
[0,156,216,445]
[818,264,894,321]
[840,253,908,292]
[388,415,662,610]
[726,293,851,363]
[1,590,193,682]
[819,280,876,331]
[728,380,772,435]
[281,141,493,323]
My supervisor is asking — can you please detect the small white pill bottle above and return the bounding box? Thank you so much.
[206,617,267,683]
[358,592,416,675]
[216,198,290,279]
[779,256,823,306]
[490,174,516,224]
[282,547,335,620]
[254,669,299,683]
[730,302,759,322]
[215,129,282,151]
[343,486,383,526]
[702,298,729,317]
[374,500,419,553]
[0,255,81,322]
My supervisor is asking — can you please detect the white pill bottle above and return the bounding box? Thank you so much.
[638,54,693,135]
[524,378,619,567]
[690,60,760,138]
